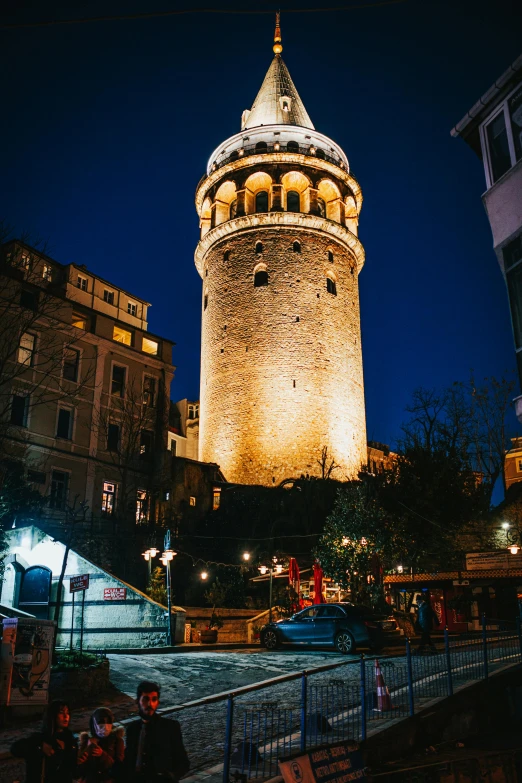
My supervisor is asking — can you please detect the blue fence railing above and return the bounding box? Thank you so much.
[151,614,522,782]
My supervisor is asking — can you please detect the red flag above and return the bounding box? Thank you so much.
[313,562,325,604]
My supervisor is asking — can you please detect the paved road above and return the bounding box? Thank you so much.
[108,648,359,707]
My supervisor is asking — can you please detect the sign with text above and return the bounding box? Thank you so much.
[70,574,89,593]
[465,552,522,571]
[280,742,367,783]
[104,587,126,601]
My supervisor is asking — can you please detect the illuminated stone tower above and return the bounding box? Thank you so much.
[195,16,367,485]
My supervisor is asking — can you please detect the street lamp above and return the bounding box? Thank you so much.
[242,552,251,562]
[258,558,284,625]
[200,571,208,580]
[142,547,158,580]
[397,564,404,574]
[161,530,177,645]
[501,524,522,555]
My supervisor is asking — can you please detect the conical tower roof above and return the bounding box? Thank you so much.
[241,15,314,131]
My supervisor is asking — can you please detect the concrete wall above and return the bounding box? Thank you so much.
[184,607,261,643]
[0,526,186,649]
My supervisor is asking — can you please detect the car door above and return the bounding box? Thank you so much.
[287,607,319,644]
[314,605,344,645]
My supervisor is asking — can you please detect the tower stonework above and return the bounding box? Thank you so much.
[195,22,367,486]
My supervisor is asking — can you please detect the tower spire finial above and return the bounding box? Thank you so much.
[273,11,282,55]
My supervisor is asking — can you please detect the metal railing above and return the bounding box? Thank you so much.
[154,614,522,782]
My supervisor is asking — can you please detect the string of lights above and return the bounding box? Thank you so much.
[1,1,409,30]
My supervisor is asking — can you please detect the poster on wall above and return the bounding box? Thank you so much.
[0,618,55,705]
[279,741,367,783]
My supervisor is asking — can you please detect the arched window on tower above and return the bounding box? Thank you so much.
[326,275,337,296]
[293,240,301,253]
[287,191,300,212]
[255,191,269,213]
[255,241,263,254]
[255,141,268,154]
[286,141,300,153]
[229,200,237,220]
[316,148,326,159]
[317,197,327,218]
[328,250,334,262]
[224,250,230,262]
[254,264,269,288]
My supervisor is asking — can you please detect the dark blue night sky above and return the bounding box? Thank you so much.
[2,0,521,454]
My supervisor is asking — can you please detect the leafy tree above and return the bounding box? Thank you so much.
[146,566,167,606]
[0,457,45,578]
[204,567,247,609]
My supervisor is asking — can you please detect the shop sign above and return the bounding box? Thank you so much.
[465,552,522,571]
[104,587,126,600]
[70,574,89,592]
[279,741,367,783]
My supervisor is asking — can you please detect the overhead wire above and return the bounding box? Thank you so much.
[1,1,408,30]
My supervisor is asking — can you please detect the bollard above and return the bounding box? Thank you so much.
[300,671,308,751]
[482,613,488,680]
[223,694,234,783]
[405,638,414,717]
[360,654,367,741]
[517,617,522,662]
[444,627,453,696]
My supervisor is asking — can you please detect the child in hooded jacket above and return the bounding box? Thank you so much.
[77,707,125,783]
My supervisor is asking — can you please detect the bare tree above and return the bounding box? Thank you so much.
[318,445,341,480]
[0,226,96,452]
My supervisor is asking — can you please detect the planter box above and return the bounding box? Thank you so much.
[200,630,218,644]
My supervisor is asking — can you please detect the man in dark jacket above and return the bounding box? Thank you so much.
[125,680,190,782]
[416,594,439,653]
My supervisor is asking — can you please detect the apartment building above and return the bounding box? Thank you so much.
[0,240,175,528]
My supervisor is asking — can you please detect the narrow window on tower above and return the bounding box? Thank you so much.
[224,250,230,262]
[326,275,337,296]
[229,200,237,220]
[204,292,208,310]
[286,140,299,153]
[287,191,300,212]
[255,241,263,254]
[255,191,269,213]
[293,241,301,253]
[317,198,327,218]
[328,250,334,262]
[254,264,268,288]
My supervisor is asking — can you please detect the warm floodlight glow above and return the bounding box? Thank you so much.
[149,548,158,558]
[502,522,511,530]
[342,537,349,546]
[162,550,176,561]
[242,552,251,561]
[201,571,208,580]
[142,552,150,561]
[397,564,404,574]
[275,564,283,574]
[509,545,520,555]
[259,565,268,575]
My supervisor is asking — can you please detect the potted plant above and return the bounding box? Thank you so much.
[201,610,223,644]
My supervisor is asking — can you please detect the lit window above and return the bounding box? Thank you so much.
[18,333,35,366]
[77,275,87,291]
[517,459,522,473]
[143,376,156,407]
[189,496,196,507]
[113,325,133,346]
[72,313,87,329]
[42,264,52,281]
[63,348,79,382]
[11,394,29,427]
[136,489,149,524]
[56,408,72,439]
[213,489,221,510]
[142,336,158,355]
[102,481,117,515]
[111,365,126,397]
[128,301,137,316]
[49,470,68,510]
[21,254,31,271]
[103,289,115,305]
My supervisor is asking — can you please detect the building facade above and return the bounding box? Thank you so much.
[451,54,522,419]
[0,240,175,529]
[194,19,367,486]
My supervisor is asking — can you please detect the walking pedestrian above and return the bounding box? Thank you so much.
[416,593,439,653]
[10,699,78,783]
[124,680,190,782]
[77,706,125,782]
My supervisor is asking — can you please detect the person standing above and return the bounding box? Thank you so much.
[10,700,78,783]
[416,593,439,653]
[124,680,190,782]
[77,706,125,782]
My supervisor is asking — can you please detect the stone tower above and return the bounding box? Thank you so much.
[194,16,367,486]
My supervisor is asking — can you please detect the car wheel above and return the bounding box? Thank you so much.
[335,631,356,654]
[262,629,280,650]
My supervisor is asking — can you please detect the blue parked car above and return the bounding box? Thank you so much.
[260,603,397,654]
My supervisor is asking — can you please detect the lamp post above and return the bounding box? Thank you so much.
[502,523,522,555]
[258,558,283,624]
[160,530,177,645]
[142,547,159,580]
